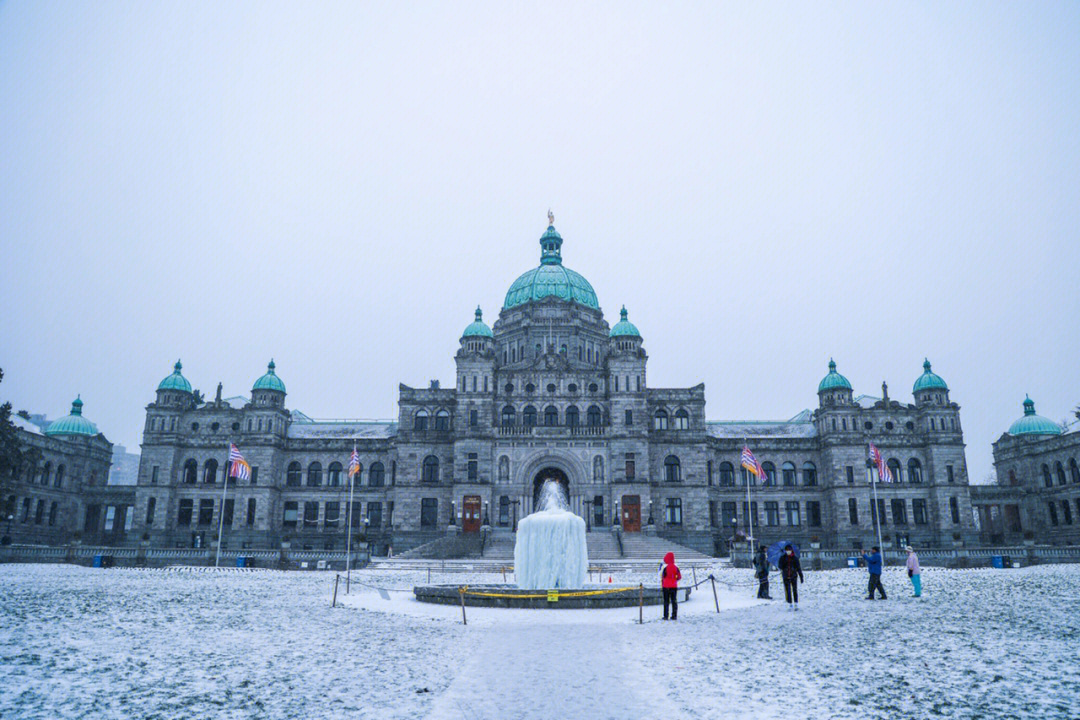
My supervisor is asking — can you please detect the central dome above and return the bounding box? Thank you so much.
[503,218,600,311]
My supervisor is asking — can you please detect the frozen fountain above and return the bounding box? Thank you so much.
[513,479,589,589]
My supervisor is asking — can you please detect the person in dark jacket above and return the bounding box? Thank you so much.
[776,544,804,610]
[863,546,887,599]
[752,545,772,599]
[661,551,682,620]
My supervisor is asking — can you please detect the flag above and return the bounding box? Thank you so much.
[228,443,251,481]
[868,443,893,483]
[741,445,766,480]
[348,445,360,477]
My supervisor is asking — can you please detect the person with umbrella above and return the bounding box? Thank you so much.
[752,545,772,599]
[776,543,804,610]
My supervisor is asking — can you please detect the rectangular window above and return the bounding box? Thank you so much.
[707,460,714,486]
[303,501,319,527]
[468,453,478,481]
[665,498,682,526]
[872,498,887,526]
[387,501,394,527]
[1048,502,1059,526]
[247,498,256,526]
[469,409,478,427]
[807,501,821,527]
[367,501,382,528]
[785,501,800,526]
[625,409,633,426]
[625,457,636,480]
[250,466,258,485]
[282,501,298,527]
[709,500,717,527]
[593,496,604,527]
[349,500,362,529]
[178,499,193,527]
[151,466,159,485]
[614,376,619,392]
[324,501,340,528]
[742,501,758,528]
[124,507,134,531]
[891,499,907,525]
[145,497,157,526]
[420,498,438,528]
[946,465,955,483]
[104,505,116,531]
[223,498,234,527]
[499,496,510,526]
[1062,500,1073,525]
[198,499,214,526]
[721,501,737,529]
[765,501,780,527]
[950,497,960,524]
[36,499,46,525]
[913,499,927,525]
[846,466,854,484]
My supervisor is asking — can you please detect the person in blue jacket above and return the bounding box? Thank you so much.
[862,546,887,600]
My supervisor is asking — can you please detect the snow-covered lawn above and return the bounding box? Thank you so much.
[2,563,1078,719]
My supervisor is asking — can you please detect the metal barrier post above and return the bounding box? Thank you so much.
[332,574,340,608]
[638,583,644,624]
[710,575,719,613]
[459,587,468,625]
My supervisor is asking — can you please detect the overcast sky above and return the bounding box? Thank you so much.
[2,1,1078,484]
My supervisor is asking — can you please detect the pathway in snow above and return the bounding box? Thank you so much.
[427,621,666,720]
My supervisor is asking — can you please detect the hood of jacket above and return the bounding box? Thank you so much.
[663,552,675,565]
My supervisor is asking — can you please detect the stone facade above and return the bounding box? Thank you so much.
[131,220,979,555]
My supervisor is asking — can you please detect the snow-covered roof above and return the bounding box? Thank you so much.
[854,394,881,409]
[708,410,817,439]
[287,420,398,439]
[223,396,249,409]
[12,415,42,435]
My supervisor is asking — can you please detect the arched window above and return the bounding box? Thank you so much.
[565,405,580,428]
[414,409,429,431]
[718,461,734,486]
[906,459,922,484]
[54,464,65,488]
[1056,462,1067,486]
[674,409,690,430]
[203,459,218,484]
[422,455,439,484]
[523,405,538,427]
[664,455,681,483]
[498,456,510,483]
[1070,459,1080,484]
[593,456,604,482]
[286,461,302,487]
[1008,470,1017,485]
[434,409,450,431]
[887,458,903,483]
[307,462,322,487]
[782,462,797,486]
[1043,464,1053,488]
[328,462,342,487]
[41,462,51,486]
[369,462,385,488]
[654,410,669,430]
[501,405,516,427]
[183,459,198,485]
[587,405,602,427]
[48,501,58,526]
[544,405,559,426]
[761,462,776,486]
[802,461,817,486]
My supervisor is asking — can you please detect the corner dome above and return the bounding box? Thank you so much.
[609,306,641,338]
[913,359,948,393]
[817,359,852,393]
[1008,396,1062,437]
[45,396,99,437]
[158,360,192,392]
[462,306,493,338]
[253,360,286,393]
[503,216,600,311]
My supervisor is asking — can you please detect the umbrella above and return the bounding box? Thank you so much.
[766,540,800,567]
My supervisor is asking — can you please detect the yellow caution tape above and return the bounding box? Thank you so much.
[458,586,641,600]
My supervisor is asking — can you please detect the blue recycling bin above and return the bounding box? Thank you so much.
[991,555,1004,569]
[92,554,104,568]
[235,556,247,568]
[847,557,858,568]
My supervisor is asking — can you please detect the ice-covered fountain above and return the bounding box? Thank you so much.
[514,479,589,589]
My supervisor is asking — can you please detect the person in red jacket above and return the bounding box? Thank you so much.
[661,551,682,620]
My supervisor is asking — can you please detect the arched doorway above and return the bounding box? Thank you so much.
[533,467,570,509]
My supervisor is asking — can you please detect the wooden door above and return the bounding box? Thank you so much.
[621,495,641,533]
[463,496,481,533]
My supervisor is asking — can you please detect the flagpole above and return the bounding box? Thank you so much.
[744,440,754,563]
[344,448,356,594]
[215,441,230,568]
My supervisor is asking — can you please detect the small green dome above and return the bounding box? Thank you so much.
[913,358,948,393]
[253,360,286,393]
[609,306,641,338]
[45,396,99,437]
[462,306,493,338]
[818,359,852,393]
[1008,396,1063,436]
[158,360,192,392]
[503,217,600,311]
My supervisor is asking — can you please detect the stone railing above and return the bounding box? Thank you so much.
[0,543,368,570]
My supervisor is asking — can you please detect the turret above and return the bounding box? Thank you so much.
[913,359,949,407]
[817,359,853,407]
[251,360,286,408]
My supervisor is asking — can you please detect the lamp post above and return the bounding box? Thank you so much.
[583,499,593,532]
[731,517,739,560]
[613,500,620,529]
[647,500,654,526]
[2,513,13,546]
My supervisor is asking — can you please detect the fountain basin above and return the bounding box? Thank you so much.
[412,583,689,609]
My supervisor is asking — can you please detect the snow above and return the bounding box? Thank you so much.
[286,420,397,439]
[3,563,1080,719]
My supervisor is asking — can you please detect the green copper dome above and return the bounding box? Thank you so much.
[1008,396,1063,436]
[253,360,286,393]
[503,218,600,311]
[45,396,99,437]
[609,306,641,338]
[913,359,948,393]
[818,359,852,393]
[462,306,493,338]
[158,360,192,392]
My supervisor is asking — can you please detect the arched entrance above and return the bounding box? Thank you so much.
[533,467,570,509]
